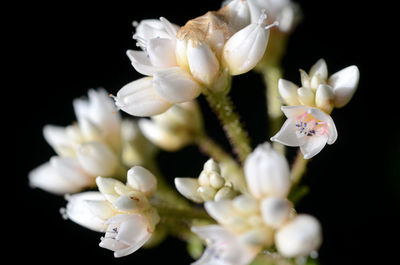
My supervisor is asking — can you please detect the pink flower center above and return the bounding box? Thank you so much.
[295,112,327,137]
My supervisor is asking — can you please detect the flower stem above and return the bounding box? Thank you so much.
[203,91,252,165]
[290,150,309,188]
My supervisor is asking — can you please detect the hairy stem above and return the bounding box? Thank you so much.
[203,91,252,164]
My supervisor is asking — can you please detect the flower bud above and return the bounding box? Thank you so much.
[214,186,237,201]
[197,186,217,201]
[315,84,334,113]
[76,141,118,177]
[127,166,157,196]
[244,142,290,199]
[278,79,300,106]
[222,19,271,75]
[174,178,203,203]
[275,214,322,258]
[187,40,220,86]
[260,197,292,228]
[329,65,360,108]
[297,86,315,106]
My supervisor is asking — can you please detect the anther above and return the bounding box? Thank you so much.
[265,21,279,30]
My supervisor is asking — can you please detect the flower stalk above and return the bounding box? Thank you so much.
[203,90,252,165]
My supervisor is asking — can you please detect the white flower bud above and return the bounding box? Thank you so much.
[222,17,273,75]
[209,172,225,189]
[197,186,217,201]
[297,86,315,106]
[309,59,328,91]
[315,84,334,113]
[187,40,220,86]
[232,195,259,215]
[76,141,118,177]
[223,0,251,31]
[244,142,290,199]
[260,197,292,228]
[214,186,237,201]
[329,65,360,108]
[174,178,203,203]
[278,79,300,105]
[204,158,221,174]
[127,166,157,196]
[275,214,322,258]
[115,77,173,117]
[64,191,114,232]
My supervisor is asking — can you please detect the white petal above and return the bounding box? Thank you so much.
[147,38,177,68]
[260,197,291,228]
[76,142,118,177]
[138,118,190,151]
[174,178,202,203]
[159,17,179,39]
[278,79,300,105]
[65,191,110,232]
[126,50,158,76]
[275,214,322,258]
[281,105,309,118]
[270,118,300,147]
[223,23,269,75]
[153,67,202,103]
[244,142,291,199]
[134,19,171,41]
[297,86,315,106]
[50,156,92,187]
[329,65,360,108]
[115,77,173,117]
[127,166,157,196]
[204,200,237,224]
[96,176,124,195]
[43,125,75,156]
[224,0,251,31]
[315,84,334,113]
[309,59,328,82]
[187,41,220,85]
[29,161,82,195]
[112,195,142,212]
[308,108,337,144]
[300,135,328,159]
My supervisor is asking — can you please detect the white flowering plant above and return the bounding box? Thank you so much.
[28,1,362,265]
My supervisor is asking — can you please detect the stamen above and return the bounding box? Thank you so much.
[265,21,279,30]
[258,9,268,25]
[134,35,147,50]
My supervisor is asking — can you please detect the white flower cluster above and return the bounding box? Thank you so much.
[271,59,360,159]
[191,143,322,264]
[28,0,360,264]
[29,89,156,194]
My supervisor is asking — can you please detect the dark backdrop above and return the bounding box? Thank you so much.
[10,1,398,264]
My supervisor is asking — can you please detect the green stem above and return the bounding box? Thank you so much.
[203,91,252,165]
[290,150,309,189]
[153,203,213,222]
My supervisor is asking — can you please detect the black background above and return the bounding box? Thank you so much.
[9,0,398,264]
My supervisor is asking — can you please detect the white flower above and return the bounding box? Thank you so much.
[222,13,276,75]
[29,157,93,195]
[64,167,160,258]
[278,59,360,112]
[275,214,322,258]
[271,105,337,159]
[244,142,291,199]
[191,225,261,265]
[63,191,114,231]
[99,214,153,258]
[138,101,203,151]
[260,196,292,228]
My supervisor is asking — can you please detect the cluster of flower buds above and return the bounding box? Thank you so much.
[138,101,204,151]
[191,143,322,264]
[29,89,154,194]
[271,59,360,158]
[114,0,287,118]
[63,166,160,257]
[175,159,238,203]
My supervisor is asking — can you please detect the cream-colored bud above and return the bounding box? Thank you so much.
[127,166,157,196]
[209,172,225,189]
[278,79,300,106]
[214,186,236,201]
[76,142,118,177]
[260,197,292,228]
[315,84,334,113]
[297,86,315,106]
[174,178,203,203]
[197,186,217,201]
[198,171,210,187]
[204,159,221,174]
[275,214,322,258]
[232,195,259,215]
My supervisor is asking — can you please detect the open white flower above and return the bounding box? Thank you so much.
[278,59,360,112]
[64,166,160,258]
[271,105,337,159]
[191,225,261,265]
